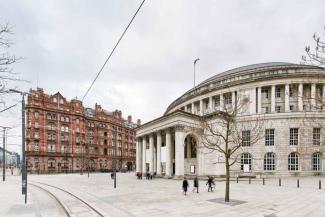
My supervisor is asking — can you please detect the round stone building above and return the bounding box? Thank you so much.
[136,62,325,177]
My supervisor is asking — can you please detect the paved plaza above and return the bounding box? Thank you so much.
[0,172,325,217]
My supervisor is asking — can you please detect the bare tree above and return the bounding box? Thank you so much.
[0,22,20,107]
[302,26,325,66]
[196,94,264,202]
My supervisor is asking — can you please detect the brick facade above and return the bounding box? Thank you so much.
[26,88,139,173]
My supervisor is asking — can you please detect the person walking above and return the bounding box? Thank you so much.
[182,177,189,196]
[192,176,199,193]
[206,176,215,192]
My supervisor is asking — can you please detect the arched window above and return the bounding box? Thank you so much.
[288,152,299,171]
[312,152,321,171]
[241,153,252,171]
[104,139,107,145]
[264,152,275,171]
[104,148,108,156]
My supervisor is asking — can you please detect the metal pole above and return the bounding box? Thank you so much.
[2,128,5,181]
[22,94,27,204]
[113,126,117,188]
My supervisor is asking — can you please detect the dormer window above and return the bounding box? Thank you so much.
[60,99,64,104]
[53,98,57,103]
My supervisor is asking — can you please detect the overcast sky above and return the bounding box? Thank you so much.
[1,0,324,154]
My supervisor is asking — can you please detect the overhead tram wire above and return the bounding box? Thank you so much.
[81,0,146,101]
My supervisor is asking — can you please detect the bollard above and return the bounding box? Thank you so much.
[237,177,238,183]
[279,178,281,187]
[249,177,251,184]
[263,178,265,185]
[319,180,321,190]
[297,179,300,188]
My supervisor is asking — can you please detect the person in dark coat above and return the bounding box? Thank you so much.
[192,176,199,193]
[182,177,189,196]
[206,176,215,192]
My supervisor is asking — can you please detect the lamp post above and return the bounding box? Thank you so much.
[194,58,200,88]
[9,89,28,204]
[0,126,11,181]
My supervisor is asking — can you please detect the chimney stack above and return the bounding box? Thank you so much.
[137,119,141,126]
[127,115,132,123]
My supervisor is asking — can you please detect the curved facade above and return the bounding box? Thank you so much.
[136,62,325,177]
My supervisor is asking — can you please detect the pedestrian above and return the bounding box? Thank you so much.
[182,177,189,196]
[192,176,199,193]
[140,172,142,180]
[206,176,215,192]
[11,166,13,175]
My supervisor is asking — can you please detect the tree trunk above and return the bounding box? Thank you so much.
[225,156,230,202]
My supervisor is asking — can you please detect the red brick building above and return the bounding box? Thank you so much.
[26,88,140,173]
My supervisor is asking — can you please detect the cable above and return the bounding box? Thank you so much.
[81,0,146,101]
[0,102,19,113]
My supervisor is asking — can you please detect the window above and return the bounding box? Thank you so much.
[264,152,275,171]
[48,159,56,168]
[275,87,281,98]
[240,153,252,171]
[242,131,251,146]
[34,112,39,119]
[288,152,299,171]
[59,99,64,104]
[47,144,56,152]
[312,153,321,171]
[66,117,69,122]
[262,107,269,114]
[289,87,293,97]
[65,126,69,132]
[275,106,281,113]
[35,122,39,128]
[61,145,66,153]
[34,143,39,152]
[289,105,294,112]
[224,93,232,105]
[262,88,269,99]
[47,133,52,140]
[76,128,80,133]
[60,116,64,122]
[76,118,79,124]
[214,95,220,107]
[53,97,57,103]
[61,126,65,132]
[313,128,321,145]
[34,132,39,139]
[290,128,298,146]
[265,129,274,146]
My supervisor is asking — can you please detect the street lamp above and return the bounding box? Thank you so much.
[8,89,28,204]
[194,58,200,88]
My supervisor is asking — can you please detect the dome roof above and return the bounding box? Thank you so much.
[165,62,324,114]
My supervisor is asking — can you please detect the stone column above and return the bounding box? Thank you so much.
[165,129,172,177]
[142,137,147,173]
[191,103,194,114]
[175,126,185,178]
[209,96,213,112]
[220,93,224,111]
[257,87,262,113]
[200,99,203,115]
[298,83,303,111]
[232,91,236,109]
[271,85,275,113]
[136,139,141,173]
[323,84,325,111]
[250,88,256,114]
[156,132,162,175]
[153,143,157,173]
[149,134,154,173]
[285,84,290,112]
[311,83,316,110]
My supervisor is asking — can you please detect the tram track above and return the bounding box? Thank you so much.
[29,181,105,217]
